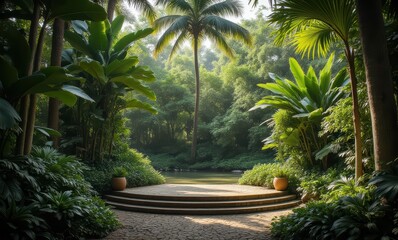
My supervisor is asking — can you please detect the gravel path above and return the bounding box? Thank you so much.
[103,209,292,240]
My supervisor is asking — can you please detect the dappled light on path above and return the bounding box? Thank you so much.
[104,209,292,240]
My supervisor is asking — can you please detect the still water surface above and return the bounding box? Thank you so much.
[161,171,242,184]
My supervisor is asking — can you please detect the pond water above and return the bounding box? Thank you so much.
[161,171,243,184]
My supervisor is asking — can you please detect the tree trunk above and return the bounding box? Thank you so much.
[16,0,40,155]
[107,0,117,21]
[48,18,65,148]
[191,37,200,162]
[345,45,363,179]
[356,0,398,171]
[24,21,48,154]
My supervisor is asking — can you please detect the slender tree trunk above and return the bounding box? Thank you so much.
[107,0,117,21]
[191,37,200,162]
[48,18,65,149]
[356,0,398,170]
[345,46,363,179]
[16,0,40,155]
[24,21,48,154]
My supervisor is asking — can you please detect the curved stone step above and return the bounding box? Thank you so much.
[111,190,289,202]
[106,200,302,215]
[104,194,297,208]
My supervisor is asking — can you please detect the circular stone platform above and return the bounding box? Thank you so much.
[122,184,281,197]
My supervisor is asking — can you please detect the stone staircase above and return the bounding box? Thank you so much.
[105,189,300,215]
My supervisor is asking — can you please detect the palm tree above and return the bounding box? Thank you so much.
[268,0,364,179]
[153,0,252,161]
[356,0,398,171]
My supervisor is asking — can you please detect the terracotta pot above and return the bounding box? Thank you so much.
[273,177,288,191]
[111,177,127,191]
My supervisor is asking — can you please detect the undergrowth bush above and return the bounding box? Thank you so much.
[150,152,273,171]
[84,148,165,194]
[271,165,398,239]
[238,163,300,190]
[0,147,119,239]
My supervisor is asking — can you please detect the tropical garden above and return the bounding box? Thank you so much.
[0,0,397,239]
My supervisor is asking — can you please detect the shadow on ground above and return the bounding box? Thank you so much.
[102,209,292,240]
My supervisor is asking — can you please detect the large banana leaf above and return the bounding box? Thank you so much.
[48,0,106,21]
[105,58,139,77]
[79,61,107,84]
[125,99,157,114]
[0,98,21,130]
[88,21,109,52]
[64,31,98,60]
[112,28,154,53]
[0,26,31,76]
[111,76,156,100]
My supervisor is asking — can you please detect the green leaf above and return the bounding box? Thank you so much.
[113,28,154,53]
[0,27,31,76]
[71,20,88,35]
[110,15,125,38]
[0,98,21,129]
[111,76,156,100]
[129,66,156,82]
[88,20,109,51]
[105,58,139,77]
[289,58,306,88]
[0,56,18,90]
[64,31,98,59]
[61,85,95,102]
[35,126,62,137]
[125,99,157,114]
[319,54,334,95]
[43,91,77,107]
[7,73,46,100]
[48,0,107,21]
[79,61,107,84]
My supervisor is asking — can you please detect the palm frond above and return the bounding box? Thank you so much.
[169,30,190,59]
[201,15,252,45]
[153,15,184,32]
[291,23,336,58]
[126,0,157,22]
[203,26,234,57]
[201,0,243,17]
[157,0,194,14]
[269,0,356,57]
[153,16,190,57]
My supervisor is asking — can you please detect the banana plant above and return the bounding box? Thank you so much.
[0,27,94,156]
[252,54,349,168]
[63,15,157,161]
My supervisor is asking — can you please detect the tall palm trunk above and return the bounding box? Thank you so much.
[16,0,40,155]
[191,36,200,161]
[345,45,363,179]
[356,0,398,170]
[47,18,65,148]
[107,0,117,21]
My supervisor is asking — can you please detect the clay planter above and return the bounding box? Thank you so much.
[111,177,127,191]
[273,177,288,191]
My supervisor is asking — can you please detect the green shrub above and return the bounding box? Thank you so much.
[239,163,300,190]
[297,168,341,200]
[272,177,396,239]
[74,197,120,238]
[322,176,371,202]
[84,148,165,194]
[150,152,273,171]
[0,148,119,239]
[271,201,342,239]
